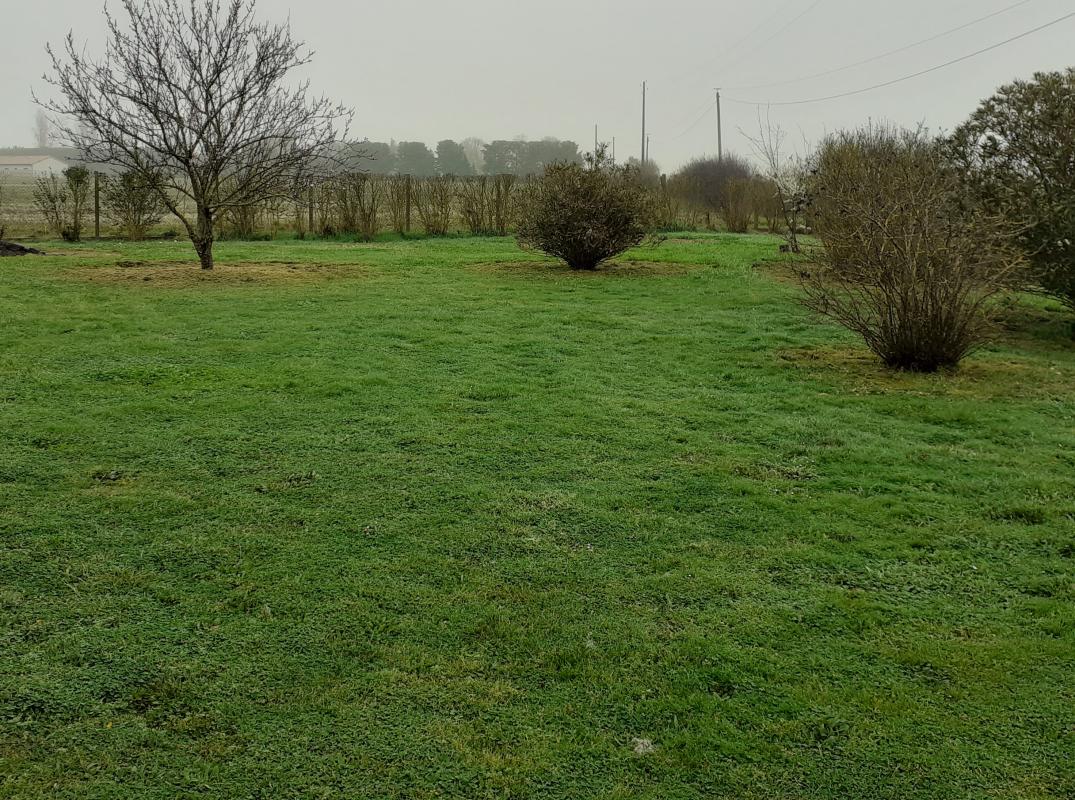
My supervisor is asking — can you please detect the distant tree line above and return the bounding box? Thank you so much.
[350,138,583,177]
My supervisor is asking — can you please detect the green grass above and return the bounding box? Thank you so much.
[1,234,1073,799]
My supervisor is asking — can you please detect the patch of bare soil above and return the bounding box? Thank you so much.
[48,248,127,258]
[66,260,370,286]
[777,345,1073,400]
[471,260,696,278]
[754,258,813,285]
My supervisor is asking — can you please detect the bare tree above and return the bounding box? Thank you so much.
[743,110,804,253]
[40,0,352,268]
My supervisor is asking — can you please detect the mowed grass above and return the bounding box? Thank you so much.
[1,233,1073,799]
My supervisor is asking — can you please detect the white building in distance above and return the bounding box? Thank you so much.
[0,155,69,176]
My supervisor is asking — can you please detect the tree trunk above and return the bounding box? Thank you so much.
[194,207,215,269]
[194,238,214,270]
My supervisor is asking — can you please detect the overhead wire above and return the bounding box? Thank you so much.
[714,0,826,81]
[667,101,719,140]
[725,0,1040,91]
[725,9,1075,106]
[656,0,803,85]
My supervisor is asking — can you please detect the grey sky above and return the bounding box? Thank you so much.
[3,0,1073,169]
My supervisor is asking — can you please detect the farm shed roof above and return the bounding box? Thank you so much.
[0,156,54,165]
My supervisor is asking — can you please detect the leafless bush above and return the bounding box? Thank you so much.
[748,177,783,233]
[333,172,383,240]
[802,124,1022,372]
[721,177,753,233]
[671,155,753,214]
[32,174,69,238]
[385,175,412,235]
[65,167,92,242]
[489,174,517,236]
[222,203,262,239]
[314,181,335,235]
[455,174,518,236]
[413,176,455,236]
[218,175,266,239]
[650,177,685,231]
[290,179,312,238]
[664,173,704,230]
[744,112,805,253]
[457,176,493,235]
[104,170,168,240]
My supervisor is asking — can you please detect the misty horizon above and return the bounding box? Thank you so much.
[2,0,1073,171]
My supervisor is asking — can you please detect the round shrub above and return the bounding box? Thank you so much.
[516,148,653,270]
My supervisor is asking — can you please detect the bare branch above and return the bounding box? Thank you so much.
[39,0,353,268]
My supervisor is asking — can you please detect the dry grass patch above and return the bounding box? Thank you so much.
[778,345,1073,400]
[66,260,370,287]
[471,260,696,278]
[755,258,810,286]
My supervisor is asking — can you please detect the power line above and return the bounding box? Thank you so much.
[726,0,1039,91]
[727,9,1075,106]
[658,0,801,84]
[715,0,826,80]
[664,98,718,136]
[667,101,718,140]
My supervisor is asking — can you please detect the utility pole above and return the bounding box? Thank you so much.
[714,88,723,161]
[641,80,647,166]
[646,135,651,164]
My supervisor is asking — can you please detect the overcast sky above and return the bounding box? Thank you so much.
[2,0,1073,169]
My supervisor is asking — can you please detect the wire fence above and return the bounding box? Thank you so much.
[0,171,775,241]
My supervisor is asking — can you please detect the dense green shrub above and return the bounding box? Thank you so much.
[945,69,1075,315]
[516,147,653,270]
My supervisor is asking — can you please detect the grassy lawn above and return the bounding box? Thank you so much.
[1,233,1073,798]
